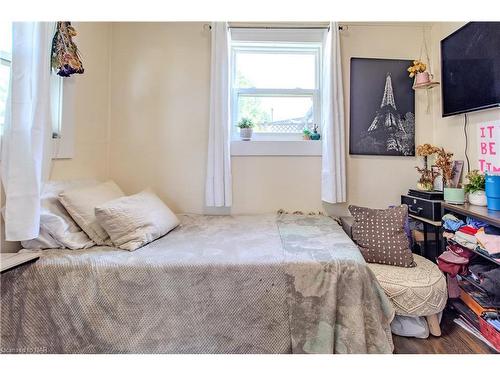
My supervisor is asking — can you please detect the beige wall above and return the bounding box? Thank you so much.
[430,23,500,171]
[109,22,434,217]
[108,23,210,214]
[341,24,434,215]
[1,22,112,252]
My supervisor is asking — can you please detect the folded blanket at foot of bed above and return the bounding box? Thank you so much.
[0,214,394,354]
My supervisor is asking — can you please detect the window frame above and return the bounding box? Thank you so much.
[0,51,11,65]
[0,22,75,159]
[52,77,75,159]
[48,22,75,159]
[230,42,322,142]
[230,27,326,145]
[0,45,12,138]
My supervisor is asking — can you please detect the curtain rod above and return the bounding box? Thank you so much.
[206,25,346,31]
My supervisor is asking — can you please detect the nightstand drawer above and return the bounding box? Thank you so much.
[401,195,442,221]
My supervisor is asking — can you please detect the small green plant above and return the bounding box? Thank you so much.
[464,170,485,194]
[237,118,254,129]
[303,128,312,137]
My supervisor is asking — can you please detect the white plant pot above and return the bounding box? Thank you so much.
[240,128,253,141]
[468,190,487,206]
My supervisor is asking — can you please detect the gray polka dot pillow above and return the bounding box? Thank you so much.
[348,204,416,268]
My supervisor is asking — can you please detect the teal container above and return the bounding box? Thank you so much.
[444,188,465,204]
[485,173,500,210]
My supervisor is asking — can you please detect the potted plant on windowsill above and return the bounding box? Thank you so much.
[465,170,487,206]
[237,118,254,141]
[435,147,465,204]
[303,128,312,140]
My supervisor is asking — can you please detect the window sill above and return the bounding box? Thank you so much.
[231,140,322,156]
[52,137,74,159]
[0,138,73,161]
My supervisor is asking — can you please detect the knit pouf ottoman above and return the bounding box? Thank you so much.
[367,254,448,336]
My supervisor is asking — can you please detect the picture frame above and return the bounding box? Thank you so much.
[349,58,415,156]
[451,160,465,188]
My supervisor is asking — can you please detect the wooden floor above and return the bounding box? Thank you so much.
[392,308,497,354]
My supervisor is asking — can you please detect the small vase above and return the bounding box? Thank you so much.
[444,187,465,204]
[415,72,431,86]
[310,131,321,141]
[240,128,253,141]
[468,190,487,206]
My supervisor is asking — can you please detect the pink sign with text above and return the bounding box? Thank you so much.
[478,120,500,173]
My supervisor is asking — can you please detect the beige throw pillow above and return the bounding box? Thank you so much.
[95,189,180,251]
[349,204,416,268]
[59,180,125,245]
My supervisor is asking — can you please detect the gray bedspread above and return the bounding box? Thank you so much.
[0,214,394,354]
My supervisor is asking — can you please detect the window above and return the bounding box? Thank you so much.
[0,22,73,158]
[0,22,12,136]
[231,30,323,143]
[50,71,64,139]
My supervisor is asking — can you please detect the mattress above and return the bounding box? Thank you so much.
[0,214,394,354]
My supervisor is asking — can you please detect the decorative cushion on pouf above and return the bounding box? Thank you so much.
[348,205,416,268]
[367,254,447,317]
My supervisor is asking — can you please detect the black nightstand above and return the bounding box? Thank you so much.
[408,214,442,262]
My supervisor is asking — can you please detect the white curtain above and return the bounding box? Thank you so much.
[321,22,346,203]
[1,22,53,240]
[205,22,232,207]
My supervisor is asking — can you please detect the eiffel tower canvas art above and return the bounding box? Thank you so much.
[349,58,415,156]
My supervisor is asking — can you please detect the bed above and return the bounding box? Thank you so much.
[0,214,395,354]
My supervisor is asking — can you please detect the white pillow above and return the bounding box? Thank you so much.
[59,180,125,245]
[21,227,61,250]
[21,179,97,250]
[95,189,180,251]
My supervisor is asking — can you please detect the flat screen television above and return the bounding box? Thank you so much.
[441,22,500,117]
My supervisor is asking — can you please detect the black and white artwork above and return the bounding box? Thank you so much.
[349,58,415,156]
